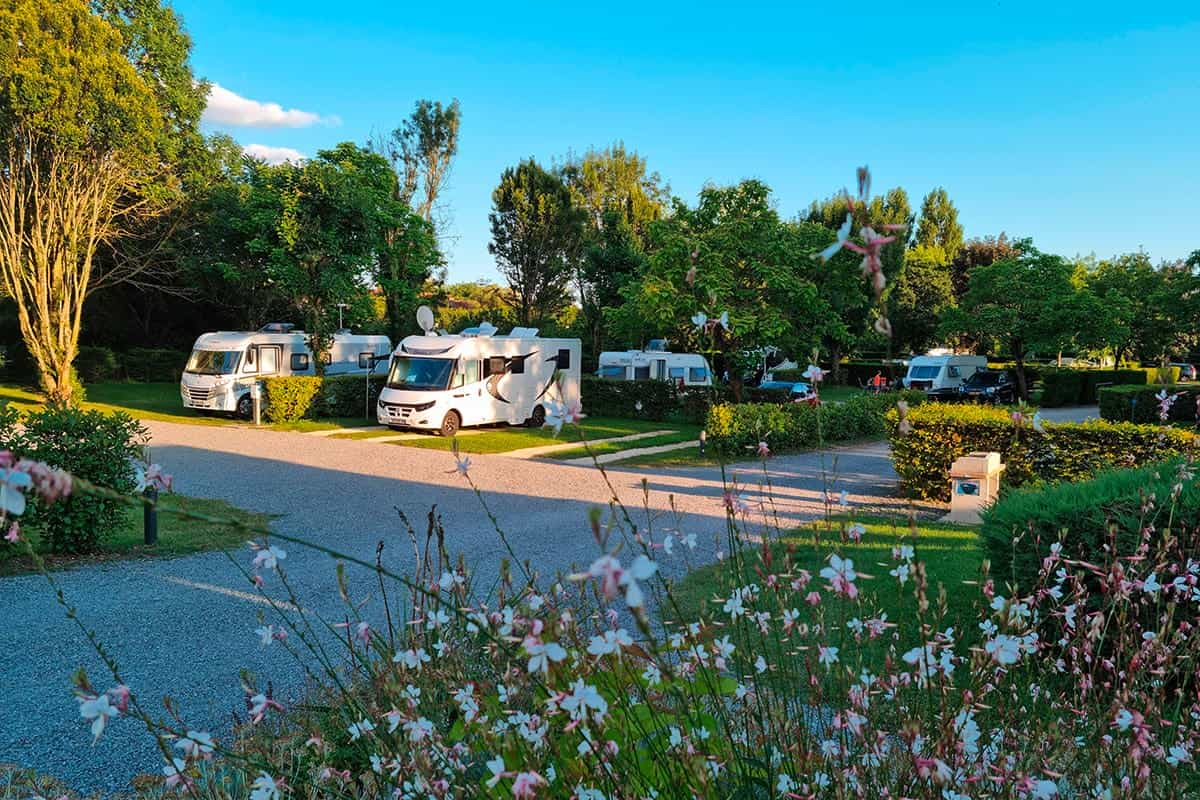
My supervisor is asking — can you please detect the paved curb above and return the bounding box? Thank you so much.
[558,439,700,465]
[501,430,678,459]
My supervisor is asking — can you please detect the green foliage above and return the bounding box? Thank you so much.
[886,402,1193,501]
[0,405,144,553]
[914,187,964,262]
[1037,368,1151,407]
[981,460,1200,593]
[1099,383,1200,424]
[623,180,837,390]
[489,159,585,326]
[581,376,678,421]
[705,393,914,455]
[74,346,119,383]
[318,374,387,419]
[122,348,188,383]
[561,142,668,244]
[1087,251,1200,365]
[262,376,323,423]
[889,243,956,354]
[378,98,461,225]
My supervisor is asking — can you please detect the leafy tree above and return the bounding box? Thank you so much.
[889,244,956,355]
[0,0,198,404]
[949,233,1025,300]
[1089,252,1200,365]
[489,159,585,326]
[377,98,461,234]
[623,180,837,398]
[581,210,648,351]
[941,251,1086,398]
[793,221,872,380]
[806,185,911,285]
[915,187,964,263]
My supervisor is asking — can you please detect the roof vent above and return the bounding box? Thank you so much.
[646,338,667,352]
[507,327,540,338]
[259,322,295,333]
[461,321,498,337]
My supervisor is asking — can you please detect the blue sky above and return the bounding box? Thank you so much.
[176,0,1200,283]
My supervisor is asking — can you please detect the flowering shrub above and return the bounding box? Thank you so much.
[886,402,1193,501]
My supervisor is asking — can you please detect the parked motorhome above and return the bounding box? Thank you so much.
[376,325,582,436]
[596,341,713,387]
[901,353,988,398]
[181,324,391,417]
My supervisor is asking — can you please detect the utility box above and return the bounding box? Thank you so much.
[945,451,1004,524]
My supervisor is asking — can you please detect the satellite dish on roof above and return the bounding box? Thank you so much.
[416,305,435,334]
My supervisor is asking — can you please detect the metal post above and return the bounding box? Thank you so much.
[698,429,707,456]
[143,486,158,546]
[253,382,262,426]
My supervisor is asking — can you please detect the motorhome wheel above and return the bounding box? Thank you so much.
[525,404,546,428]
[439,410,461,437]
[236,393,253,419]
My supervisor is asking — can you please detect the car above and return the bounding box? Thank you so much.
[1171,363,1197,381]
[756,380,812,399]
[958,370,1016,403]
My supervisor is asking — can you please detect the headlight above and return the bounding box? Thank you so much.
[413,400,435,412]
[985,387,995,394]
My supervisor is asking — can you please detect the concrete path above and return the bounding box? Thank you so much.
[0,422,920,794]
[558,439,701,465]
[502,429,676,459]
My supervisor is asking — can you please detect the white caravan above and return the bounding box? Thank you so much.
[376,324,582,436]
[181,324,391,417]
[901,353,988,397]
[596,340,713,387]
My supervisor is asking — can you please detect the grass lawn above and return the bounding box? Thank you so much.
[543,427,702,460]
[0,382,378,432]
[667,515,985,665]
[391,416,687,454]
[0,493,271,576]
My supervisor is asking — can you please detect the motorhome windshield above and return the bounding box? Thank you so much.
[388,356,454,391]
[186,349,241,375]
[908,365,941,379]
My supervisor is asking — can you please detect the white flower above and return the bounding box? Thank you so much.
[723,592,746,619]
[985,634,1023,665]
[817,213,853,261]
[255,625,275,647]
[1142,573,1162,594]
[802,364,825,383]
[78,694,118,742]
[1114,709,1134,731]
[403,717,434,742]
[525,639,568,674]
[251,544,286,571]
[691,312,708,329]
[438,570,463,591]
[889,563,910,585]
[393,647,431,670]
[0,468,31,516]
[347,718,375,740]
[776,774,798,796]
[642,663,662,686]
[818,646,839,667]
[486,755,506,787]
[1031,779,1058,798]
[755,655,768,673]
[717,311,729,330]
[561,679,608,722]
[587,628,632,657]
[1166,743,1192,765]
[250,773,280,800]
[174,730,215,759]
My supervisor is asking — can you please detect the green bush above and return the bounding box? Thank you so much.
[772,361,901,386]
[0,405,144,553]
[582,376,679,421]
[74,346,119,383]
[262,376,323,423]
[122,348,188,382]
[1099,383,1200,424]
[1037,368,1149,406]
[886,402,1193,501]
[705,392,916,455]
[318,373,388,418]
[981,460,1200,593]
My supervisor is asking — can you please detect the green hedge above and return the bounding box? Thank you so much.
[981,460,1200,593]
[0,405,144,553]
[582,376,679,421]
[262,376,323,423]
[886,402,1193,501]
[74,346,120,383]
[1037,368,1155,407]
[772,361,899,386]
[1099,384,1200,424]
[122,348,189,383]
[705,392,919,455]
[318,373,388,418]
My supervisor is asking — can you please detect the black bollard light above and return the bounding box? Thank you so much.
[698,429,707,457]
[143,486,158,546]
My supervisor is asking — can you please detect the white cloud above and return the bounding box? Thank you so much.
[242,144,305,165]
[203,83,333,128]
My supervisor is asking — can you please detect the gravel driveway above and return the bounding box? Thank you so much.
[0,422,918,793]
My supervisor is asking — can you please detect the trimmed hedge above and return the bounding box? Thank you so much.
[122,348,189,383]
[772,361,899,386]
[319,373,388,418]
[886,402,1193,501]
[262,376,323,423]
[981,460,1200,593]
[1099,384,1200,425]
[74,346,120,383]
[705,392,918,455]
[582,376,679,421]
[1037,368,1158,407]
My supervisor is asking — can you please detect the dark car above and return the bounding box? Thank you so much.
[958,370,1016,403]
[1171,363,1197,381]
[756,380,813,399]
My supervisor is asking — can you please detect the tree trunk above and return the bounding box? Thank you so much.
[830,343,843,385]
[1013,350,1029,401]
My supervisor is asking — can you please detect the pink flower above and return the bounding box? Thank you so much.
[511,771,545,798]
[819,554,858,599]
[4,522,19,544]
[756,441,770,458]
[803,364,825,383]
[574,554,657,609]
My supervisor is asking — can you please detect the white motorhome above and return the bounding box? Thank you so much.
[376,324,581,436]
[902,353,988,397]
[596,340,713,387]
[181,324,391,417]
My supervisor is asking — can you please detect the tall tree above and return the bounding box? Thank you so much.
[1089,252,1200,366]
[793,220,871,381]
[623,180,837,399]
[914,187,964,263]
[0,0,200,404]
[378,98,461,233]
[489,160,585,327]
[889,244,956,355]
[941,251,1085,399]
[807,186,911,285]
[949,233,1025,299]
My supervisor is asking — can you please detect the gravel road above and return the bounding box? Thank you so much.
[0,422,918,793]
